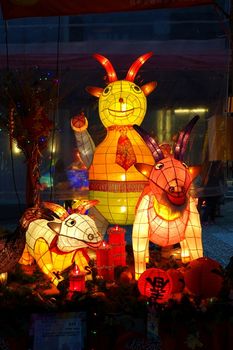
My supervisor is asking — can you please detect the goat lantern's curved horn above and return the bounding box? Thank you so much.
[126,52,153,82]
[133,124,164,162]
[93,53,118,83]
[173,115,200,161]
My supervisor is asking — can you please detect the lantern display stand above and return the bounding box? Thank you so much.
[0,240,233,349]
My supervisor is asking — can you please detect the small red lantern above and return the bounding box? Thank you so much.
[137,268,173,303]
[69,265,86,293]
[167,268,185,293]
[183,257,224,299]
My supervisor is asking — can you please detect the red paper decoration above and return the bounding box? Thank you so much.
[96,225,127,280]
[96,241,113,280]
[137,268,173,303]
[183,257,224,299]
[108,225,126,267]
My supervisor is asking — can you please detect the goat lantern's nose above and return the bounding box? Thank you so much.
[169,186,184,194]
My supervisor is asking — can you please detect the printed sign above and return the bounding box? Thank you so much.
[30,312,86,350]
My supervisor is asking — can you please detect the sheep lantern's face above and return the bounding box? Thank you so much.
[99,80,147,128]
[149,157,192,206]
[48,213,102,252]
[133,115,200,207]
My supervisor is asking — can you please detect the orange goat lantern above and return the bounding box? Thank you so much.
[71,53,156,229]
[132,116,203,279]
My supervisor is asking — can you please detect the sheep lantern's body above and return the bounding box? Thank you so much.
[19,203,102,286]
[132,116,203,279]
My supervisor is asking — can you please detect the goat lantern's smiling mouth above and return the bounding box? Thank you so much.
[108,108,134,117]
[85,241,102,248]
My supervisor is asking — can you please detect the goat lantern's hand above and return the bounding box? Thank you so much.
[132,116,203,279]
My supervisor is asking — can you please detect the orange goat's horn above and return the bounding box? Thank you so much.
[93,53,118,83]
[125,52,153,82]
[173,115,200,161]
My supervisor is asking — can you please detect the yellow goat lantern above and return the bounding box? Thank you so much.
[132,116,203,280]
[71,53,156,228]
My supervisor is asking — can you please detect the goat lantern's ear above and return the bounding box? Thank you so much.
[134,163,153,178]
[141,81,157,96]
[86,86,103,98]
[189,165,202,181]
[47,221,61,234]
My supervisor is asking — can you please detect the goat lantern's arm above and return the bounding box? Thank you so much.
[132,194,150,280]
[71,111,95,169]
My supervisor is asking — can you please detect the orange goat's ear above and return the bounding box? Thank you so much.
[141,81,157,96]
[134,163,153,178]
[86,86,103,98]
[189,165,202,181]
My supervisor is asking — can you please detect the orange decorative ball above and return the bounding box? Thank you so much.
[119,270,133,284]
[183,257,224,299]
[137,268,172,303]
[167,268,185,293]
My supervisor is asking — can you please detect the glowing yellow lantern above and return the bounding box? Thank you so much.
[132,116,203,279]
[19,203,102,286]
[71,52,157,227]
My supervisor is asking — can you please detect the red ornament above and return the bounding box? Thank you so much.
[22,107,53,140]
[108,225,126,268]
[137,268,173,303]
[183,257,224,299]
[167,268,185,293]
[69,265,86,293]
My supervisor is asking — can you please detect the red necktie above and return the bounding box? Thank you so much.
[116,133,136,170]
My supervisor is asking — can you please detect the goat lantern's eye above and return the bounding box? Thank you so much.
[65,219,76,227]
[131,84,141,94]
[182,162,189,169]
[103,86,112,96]
[155,163,164,170]
[87,233,94,241]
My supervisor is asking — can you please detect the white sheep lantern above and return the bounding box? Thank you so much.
[19,202,102,287]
